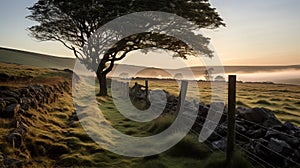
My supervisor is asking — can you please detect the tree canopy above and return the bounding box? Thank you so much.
[27,0,225,95]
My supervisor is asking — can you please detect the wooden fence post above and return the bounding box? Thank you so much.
[145,80,149,97]
[227,75,236,163]
[175,80,188,114]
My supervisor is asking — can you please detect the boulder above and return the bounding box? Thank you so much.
[211,138,226,151]
[295,131,300,138]
[283,136,300,148]
[0,73,10,81]
[282,121,299,131]
[265,129,286,139]
[267,138,293,156]
[246,128,266,139]
[265,129,300,147]
[253,138,269,156]
[236,106,250,116]
[0,104,20,118]
[238,107,281,126]
[236,122,247,133]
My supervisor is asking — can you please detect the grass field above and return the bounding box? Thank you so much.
[0,62,253,167]
[128,79,300,126]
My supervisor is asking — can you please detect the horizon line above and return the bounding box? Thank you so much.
[1,46,299,67]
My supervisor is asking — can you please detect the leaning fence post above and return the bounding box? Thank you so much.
[227,75,236,163]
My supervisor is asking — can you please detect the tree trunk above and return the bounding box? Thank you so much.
[97,73,108,96]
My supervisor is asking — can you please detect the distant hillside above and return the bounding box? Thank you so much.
[0,47,75,69]
[181,65,300,74]
[1,47,299,84]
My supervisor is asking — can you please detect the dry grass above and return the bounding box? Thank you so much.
[129,79,300,125]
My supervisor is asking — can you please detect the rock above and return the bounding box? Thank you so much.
[283,121,298,131]
[1,91,19,100]
[0,103,20,118]
[284,137,300,148]
[246,128,266,139]
[295,131,300,138]
[211,138,226,151]
[0,73,10,81]
[0,98,6,112]
[238,107,266,123]
[198,103,209,121]
[267,138,293,156]
[265,129,300,147]
[3,97,18,105]
[238,107,281,126]
[265,129,285,139]
[30,98,38,108]
[293,150,300,163]
[7,132,23,148]
[215,124,227,136]
[253,138,269,156]
[4,157,22,167]
[20,97,30,110]
[18,88,30,96]
[236,106,250,116]
[236,122,247,133]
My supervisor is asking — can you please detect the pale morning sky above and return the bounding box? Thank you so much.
[0,0,299,67]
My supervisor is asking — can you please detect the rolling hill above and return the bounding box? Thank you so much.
[0,47,299,84]
[0,47,75,69]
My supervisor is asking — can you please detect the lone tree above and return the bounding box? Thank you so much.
[27,0,224,96]
[204,67,214,81]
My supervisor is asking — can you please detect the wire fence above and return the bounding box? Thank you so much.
[183,112,300,168]
[125,79,300,168]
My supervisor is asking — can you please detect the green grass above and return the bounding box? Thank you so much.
[0,62,294,167]
[0,47,74,69]
[98,95,253,168]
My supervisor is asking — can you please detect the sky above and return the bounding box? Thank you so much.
[0,0,300,67]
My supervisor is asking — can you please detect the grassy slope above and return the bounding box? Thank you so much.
[0,63,140,167]
[0,47,74,69]
[0,63,252,167]
[97,92,252,168]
